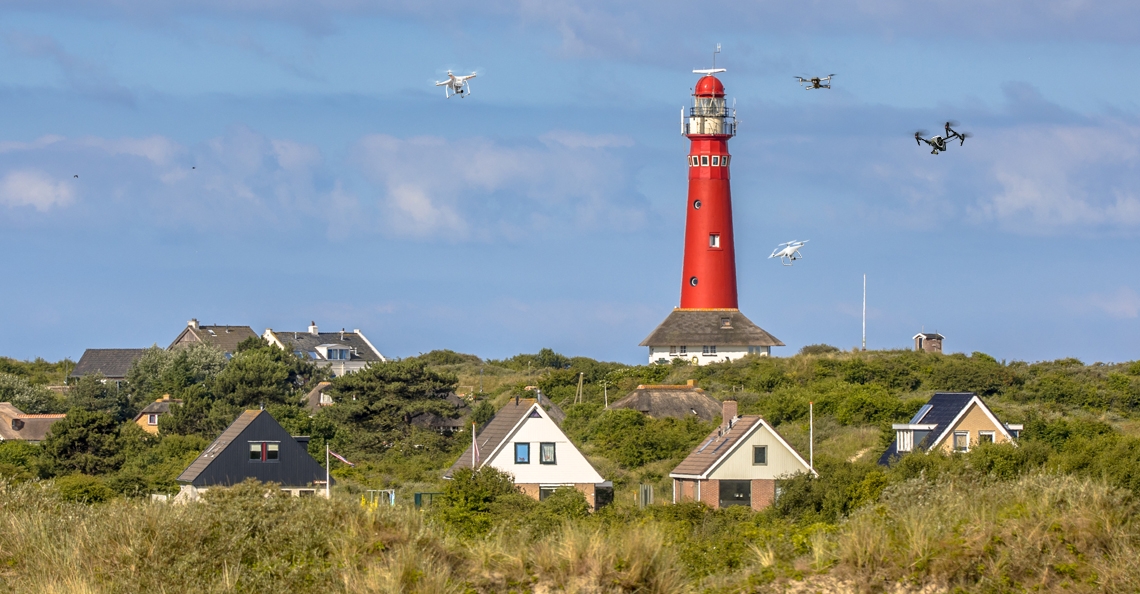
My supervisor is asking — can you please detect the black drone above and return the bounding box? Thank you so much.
[914,122,971,154]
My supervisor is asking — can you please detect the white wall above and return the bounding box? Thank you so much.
[708,421,812,480]
[647,345,768,366]
[486,406,603,485]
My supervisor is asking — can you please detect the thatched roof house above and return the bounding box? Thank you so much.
[609,380,722,423]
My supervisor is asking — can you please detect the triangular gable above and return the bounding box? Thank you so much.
[479,402,544,468]
[177,410,327,487]
[708,419,816,479]
[484,403,603,484]
[927,395,1013,451]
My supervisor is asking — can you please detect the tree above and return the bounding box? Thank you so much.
[211,350,292,408]
[39,408,123,476]
[324,359,458,436]
[431,466,519,537]
[66,373,133,421]
[0,372,64,413]
[126,344,227,407]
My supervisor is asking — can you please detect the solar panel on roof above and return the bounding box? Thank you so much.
[910,404,933,424]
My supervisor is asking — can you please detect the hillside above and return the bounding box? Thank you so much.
[2,344,1140,592]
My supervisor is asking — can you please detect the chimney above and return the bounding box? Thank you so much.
[686,379,695,387]
[188,318,199,330]
[309,321,319,336]
[722,400,738,429]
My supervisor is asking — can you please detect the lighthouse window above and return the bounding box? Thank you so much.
[690,156,698,167]
[689,276,698,287]
[711,156,720,166]
[709,234,720,248]
[693,200,701,210]
[723,155,730,166]
[701,155,709,166]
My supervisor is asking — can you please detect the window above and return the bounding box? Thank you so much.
[679,346,687,355]
[753,445,768,465]
[979,431,995,444]
[294,350,304,358]
[515,443,530,464]
[701,155,709,166]
[719,480,751,508]
[711,156,720,166]
[249,442,280,462]
[540,442,557,464]
[702,345,717,356]
[689,276,698,286]
[147,414,158,426]
[693,200,701,210]
[897,430,914,453]
[669,346,677,355]
[709,233,720,248]
[723,155,730,166]
[720,317,731,328]
[953,431,969,452]
[539,486,561,501]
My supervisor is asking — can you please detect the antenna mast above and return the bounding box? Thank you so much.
[862,274,867,351]
[713,43,721,69]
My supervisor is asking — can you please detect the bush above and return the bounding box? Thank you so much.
[431,466,520,537]
[799,344,839,356]
[54,474,115,503]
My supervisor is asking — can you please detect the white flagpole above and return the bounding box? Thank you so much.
[325,443,330,499]
[809,401,814,472]
[862,274,867,351]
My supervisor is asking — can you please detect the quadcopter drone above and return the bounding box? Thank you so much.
[769,240,808,266]
[435,71,477,98]
[795,74,834,90]
[914,122,971,154]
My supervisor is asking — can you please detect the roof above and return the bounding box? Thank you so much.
[70,349,147,379]
[609,385,722,423]
[640,309,783,347]
[169,325,257,354]
[695,75,725,97]
[137,398,181,416]
[303,382,333,411]
[914,332,945,340]
[878,392,1011,465]
[411,393,472,431]
[0,403,66,441]
[266,330,384,363]
[177,410,261,483]
[446,398,536,478]
[670,415,815,479]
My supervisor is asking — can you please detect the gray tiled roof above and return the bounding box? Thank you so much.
[177,410,260,483]
[445,398,536,478]
[169,325,257,354]
[137,399,180,415]
[640,309,783,347]
[269,331,383,362]
[0,403,67,442]
[70,349,147,379]
[671,416,764,476]
[610,385,722,423]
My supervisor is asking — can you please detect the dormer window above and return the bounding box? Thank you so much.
[720,317,731,328]
[147,414,158,426]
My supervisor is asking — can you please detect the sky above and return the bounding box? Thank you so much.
[1,1,1139,365]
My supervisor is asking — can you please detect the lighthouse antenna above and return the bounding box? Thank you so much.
[713,43,721,69]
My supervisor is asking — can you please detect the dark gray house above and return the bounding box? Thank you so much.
[70,348,148,387]
[176,410,329,500]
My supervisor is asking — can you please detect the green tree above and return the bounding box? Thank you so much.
[0,372,65,413]
[211,350,293,408]
[65,373,133,421]
[39,408,123,476]
[324,359,458,437]
[431,466,520,537]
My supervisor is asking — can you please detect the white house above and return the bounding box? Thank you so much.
[446,397,611,509]
[640,309,783,366]
[263,322,385,377]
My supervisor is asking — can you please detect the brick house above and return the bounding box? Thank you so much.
[670,400,815,511]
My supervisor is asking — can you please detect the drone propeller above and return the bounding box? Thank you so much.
[914,131,927,145]
[957,132,971,145]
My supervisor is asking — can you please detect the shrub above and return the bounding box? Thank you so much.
[799,344,840,356]
[431,466,520,537]
[54,474,114,503]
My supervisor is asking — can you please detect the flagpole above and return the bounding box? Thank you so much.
[325,443,330,499]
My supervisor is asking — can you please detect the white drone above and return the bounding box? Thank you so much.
[914,122,970,155]
[435,71,477,98]
[769,240,808,266]
[795,74,834,90]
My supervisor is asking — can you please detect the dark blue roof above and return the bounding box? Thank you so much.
[878,392,976,466]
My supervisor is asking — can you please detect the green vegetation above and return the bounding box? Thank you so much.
[1,346,1140,591]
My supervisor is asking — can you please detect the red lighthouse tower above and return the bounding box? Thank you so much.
[640,67,783,365]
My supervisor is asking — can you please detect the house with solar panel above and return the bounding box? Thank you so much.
[445,396,612,510]
[670,400,815,511]
[878,392,1023,465]
[175,410,328,501]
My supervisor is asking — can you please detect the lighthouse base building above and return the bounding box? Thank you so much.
[641,308,783,366]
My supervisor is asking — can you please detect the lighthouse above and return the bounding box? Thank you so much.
[640,67,783,365]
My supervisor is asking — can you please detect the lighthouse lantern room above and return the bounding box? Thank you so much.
[641,66,783,366]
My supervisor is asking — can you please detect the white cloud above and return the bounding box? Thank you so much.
[0,170,74,211]
[1085,288,1140,319]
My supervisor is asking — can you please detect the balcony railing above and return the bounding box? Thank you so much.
[681,105,737,137]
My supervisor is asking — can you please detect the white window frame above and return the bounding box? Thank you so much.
[953,431,969,453]
[978,430,996,444]
[897,430,913,452]
[147,413,159,426]
[709,233,720,248]
[702,345,717,356]
[711,156,720,166]
[701,155,709,166]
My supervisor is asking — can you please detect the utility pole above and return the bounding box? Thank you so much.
[862,274,867,351]
[575,372,584,404]
[809,401,814,472]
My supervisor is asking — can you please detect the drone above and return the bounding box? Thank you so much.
[769,240,808,266]
[795,74,834,90]
[914,122,971,154]
[435,71,476,98]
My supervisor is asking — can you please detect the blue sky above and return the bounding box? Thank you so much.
[1,1,1139,364]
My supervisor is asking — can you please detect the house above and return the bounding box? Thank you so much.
[70,348,147,387]
[641,309,784,366]
[263,322,385,377]
[914,332,944,353]
[410,393,471,434]
[0,403,66,443]
[133,395,182,435]
[169,319,257,357]
[445,397,611,510]
[878,392,1023,465]
[670,400,815,511]
[176,410,329,500]
[609,380,723,423]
